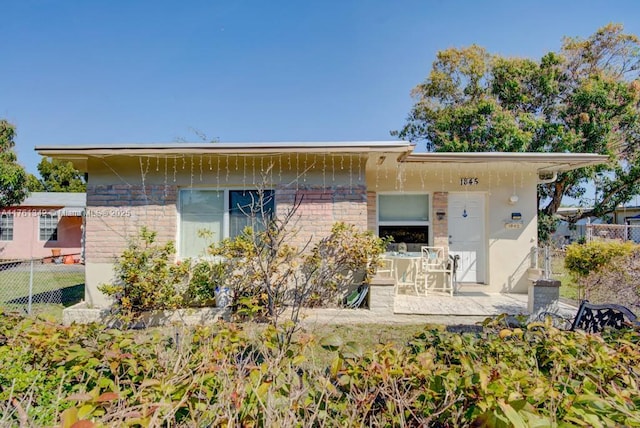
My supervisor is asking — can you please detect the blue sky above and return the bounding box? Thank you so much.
[2,0,640,175]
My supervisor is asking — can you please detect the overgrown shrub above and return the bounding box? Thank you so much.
[98,215,385,325]
[580,249,640,309]
[209,219,386,323]
[301,222,387,307]
[185,259,224,307]
[564,240,637,278]
[98,227,192,318]
[1,314,639,426]
[564,240,640,307]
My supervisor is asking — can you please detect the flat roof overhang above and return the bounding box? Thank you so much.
[35,141,415,172]
[404,152,609,173]
[36,141,609,175]
[36,141,413,156]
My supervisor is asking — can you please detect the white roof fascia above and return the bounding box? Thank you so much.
[36,141,414,157]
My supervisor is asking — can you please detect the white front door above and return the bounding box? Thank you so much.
[448,193,485,283]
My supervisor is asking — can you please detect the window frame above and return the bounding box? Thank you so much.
[39,212,59,242]
[177,188,275,258]
[377,192,431,247]
[0,213,14,241]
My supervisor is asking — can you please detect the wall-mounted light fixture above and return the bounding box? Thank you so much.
[508,194,519,205]
[436,211,446,221]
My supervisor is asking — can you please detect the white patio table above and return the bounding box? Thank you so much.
[387,252,422,295]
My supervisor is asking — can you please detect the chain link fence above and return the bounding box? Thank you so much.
[586,224,640,243]
[0,255,84,316]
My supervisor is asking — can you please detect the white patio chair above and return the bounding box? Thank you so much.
[376,256,394,278]
[421,246,453,296]
[393,256,421,295]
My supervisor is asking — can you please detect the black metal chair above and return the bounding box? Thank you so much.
[539,300,640,333]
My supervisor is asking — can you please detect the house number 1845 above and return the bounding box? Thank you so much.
[460,177,479,186]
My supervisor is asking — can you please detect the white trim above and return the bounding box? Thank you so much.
[38,213,59,242]
[0,213,13,242]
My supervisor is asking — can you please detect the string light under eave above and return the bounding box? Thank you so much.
[322,154,326,188]
[189,155,194,188]
[163,156,168,199]
[173,157,178,182]
[217,156,221,190]
[225,156,230,184]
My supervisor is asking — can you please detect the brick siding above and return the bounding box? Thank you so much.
[86,183,368,262]
[85,184,177,263]
[432,192,449,253]
[275,184,368,250]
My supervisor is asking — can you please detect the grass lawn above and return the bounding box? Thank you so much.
[0,264,85,321]
[301,323,432,367]
[550,251,581,301]
[233,321,433,370]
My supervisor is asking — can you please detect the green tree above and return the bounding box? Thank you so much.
[35,157,86,192]
[0,120,28,208]
[396,24,640,227]
[26,173,44,192]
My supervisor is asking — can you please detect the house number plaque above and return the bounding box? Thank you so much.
[460,177,479,186]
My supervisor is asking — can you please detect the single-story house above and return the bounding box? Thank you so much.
[0,192,85,261]
[36,141,606,308]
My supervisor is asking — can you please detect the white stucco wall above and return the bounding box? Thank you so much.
[366,161,540,293]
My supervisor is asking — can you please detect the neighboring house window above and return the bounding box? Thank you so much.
[0,213,13,241]
[378,194,430,250]
[179,189,275,257]
[39,213,59,241]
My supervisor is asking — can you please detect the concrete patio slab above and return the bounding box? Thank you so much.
[394,291,576,317]
[294,289,578,326]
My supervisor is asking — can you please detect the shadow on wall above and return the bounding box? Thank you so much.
[502,248,535,293]
[43,217,83,250]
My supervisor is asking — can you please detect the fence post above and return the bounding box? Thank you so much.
[543,245,551,280]
[28,259,34,315]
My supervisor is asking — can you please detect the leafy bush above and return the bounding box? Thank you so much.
[301,222,387,307]
[209,220,386,323]
[564,240,637,278]
[98,227,192,318]
[580,249,640,309]
[98,216,385,325]
[1,314,640,426]
[185,259,224,307]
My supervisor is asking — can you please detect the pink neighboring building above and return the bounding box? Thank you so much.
[0,192,85,261]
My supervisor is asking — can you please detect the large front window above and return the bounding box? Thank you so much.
[39,213,58,241]
[179,189,275,257]
[378,194,430,250]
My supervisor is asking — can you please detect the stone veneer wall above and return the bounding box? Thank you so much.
[275,184,368,249]
[432,192,449,253]
[85,184,177,263]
